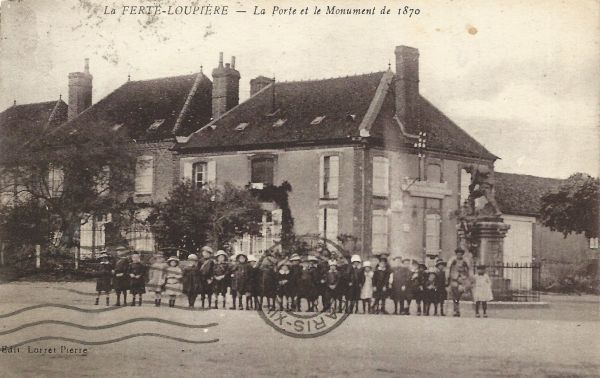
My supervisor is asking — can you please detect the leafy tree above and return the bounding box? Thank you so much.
[148,182,263,253]
[540,173,599,239]
[0,124,137,251]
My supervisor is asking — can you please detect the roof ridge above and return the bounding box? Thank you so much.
[276,71,385,85]
[127,73,199,84]
[172,72,207,135]
[495,171,566,181]
[358,71,394,136]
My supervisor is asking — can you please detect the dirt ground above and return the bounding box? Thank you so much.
[0,281,598,377]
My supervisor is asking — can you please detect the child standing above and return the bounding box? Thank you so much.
[473,264,493,318]
[198,246,215,308]
[360,261,374,314]
[113,247,130,307]
[182,254,200,308]
[230,253,249,310]
[423,270,437,316]
[276,261,292,311]
[213,250,230,309]
[164,256,183,308]
[95,251,112,306]
[323,259,339,312]
[434,259,447,316]
[129,252,147,306]
[246,255,260,310]
[148,253,167,307]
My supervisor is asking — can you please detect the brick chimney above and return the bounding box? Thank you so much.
[250,76,275,97]
[394,46,420,128]
[68,58,93,121]
[211,52,240,119]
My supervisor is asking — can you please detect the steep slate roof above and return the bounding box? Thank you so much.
[179,71,497,161]
[62,73,212,140]
[0,99,67,161]
[181,72,385,150]
[495,172,563,217]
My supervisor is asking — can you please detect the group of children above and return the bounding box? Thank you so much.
[94,246,494,317]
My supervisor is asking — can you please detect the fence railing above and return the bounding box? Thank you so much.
[484,262,542,302]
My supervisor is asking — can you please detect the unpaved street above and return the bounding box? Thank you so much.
[0,282,598,377]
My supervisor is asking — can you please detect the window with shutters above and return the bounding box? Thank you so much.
[425,213,441,254]
[135,156,153,195]
[192,162,208,189]
[48,165,64,198]
[372,210,389,254]
[321,155,339,199]
[318,207,338,242]
[590,237,599,249]
[251,157,274,186]
[373,156,389,197]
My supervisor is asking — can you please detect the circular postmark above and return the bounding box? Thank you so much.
[257,235,351,338]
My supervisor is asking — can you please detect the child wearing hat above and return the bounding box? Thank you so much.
[148,253,167,307]
[323,259,339,312]
[360,261,374,314]
[164,256,183,307]
[372,258,389,314]
[434,259,447,316]
[389,257,411,315]
[94,252,113,306]
[413,262,428,316]
[230,253,249,310]
[182,254,201,308]
[423,270,437,316]
[276,260,292,311]
[213,250,230,309]
[246,255,260,310]
[198,246,215,308]
[473,264,493,318]
[113,247,130,307]
[297,256,317,312]
[346,255,363,314]
[129,252,147,306]
[288,254,302,311]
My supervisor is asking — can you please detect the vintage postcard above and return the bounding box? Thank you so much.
[0,0,598,376]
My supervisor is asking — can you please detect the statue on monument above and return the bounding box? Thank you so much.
[465,164,502,218]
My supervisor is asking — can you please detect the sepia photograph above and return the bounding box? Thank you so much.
[0,0,598,376]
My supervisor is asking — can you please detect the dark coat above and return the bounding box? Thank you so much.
[289,264,302,297]
[390,266,412,300]
[373,269,389,300]
[259,266,277,298]
[95,261,113,292]
[247,265,261,296]
[213,262,230,295]
[198,258,214,295]
[231,262,249,294]
[297,266,317,300]
[435,270,447,302]
[276,271,292,297]
[113,258,130,292]
[346,266,363,300]
[182,264,201,295]
[424,276,437,303]
[129,262,146,294]
[411,270,427,301]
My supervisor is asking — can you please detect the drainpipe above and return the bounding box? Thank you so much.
[361,142,368,256]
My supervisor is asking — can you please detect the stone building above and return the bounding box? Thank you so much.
[175,45,498,263]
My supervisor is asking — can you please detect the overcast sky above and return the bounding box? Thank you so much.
[1,0,598,179]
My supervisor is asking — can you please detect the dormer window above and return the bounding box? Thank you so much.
[346,114,357,121]
[235,122,249,131]
[310,116,326,125]
[112,123,123,132]
[147,119,165,132]
[273,118,287,128]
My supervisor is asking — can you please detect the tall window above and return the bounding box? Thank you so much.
[318,207,339,242]
[460,168,471,205]
[321,155,339,199]
[424,199,442,254]
[372,210,389,254]
[373,156,389,197]
[251,157,274,186]
[48,165,64,198]
[135,156,154,195]
[192,162,208,188]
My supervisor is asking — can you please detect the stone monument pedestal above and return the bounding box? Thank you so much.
[470,217,510,265]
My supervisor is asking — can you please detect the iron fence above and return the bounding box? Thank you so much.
[484,262,542,302]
